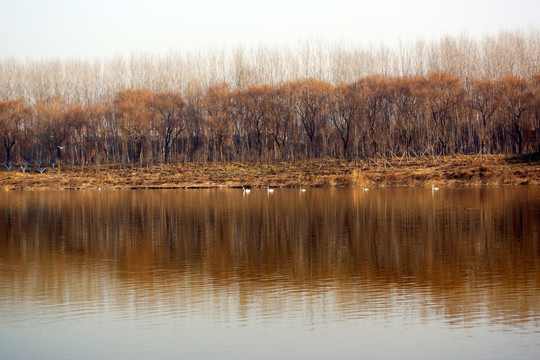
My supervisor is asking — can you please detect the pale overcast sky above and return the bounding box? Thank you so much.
[0,0,538,59]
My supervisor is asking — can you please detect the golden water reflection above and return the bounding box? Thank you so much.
[1,188,539,329]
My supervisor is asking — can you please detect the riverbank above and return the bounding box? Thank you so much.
[1,154,539,190]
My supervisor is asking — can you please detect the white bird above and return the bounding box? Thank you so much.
[57,145,67,150]
[300,187,307,192]
[432,185,439,191]
[267,186,274,193]
[363,187,369,192]
[242,186,251,194]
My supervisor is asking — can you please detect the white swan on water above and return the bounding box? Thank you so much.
[267,187,274,193]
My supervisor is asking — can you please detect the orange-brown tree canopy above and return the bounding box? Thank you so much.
[0,73,538,166]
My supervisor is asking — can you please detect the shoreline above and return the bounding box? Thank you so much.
[1,154,539,191]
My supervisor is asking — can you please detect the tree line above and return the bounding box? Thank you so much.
[1,73,539,166]
[0,31,538,106]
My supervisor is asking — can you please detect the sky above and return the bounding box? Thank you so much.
[0,0,539,59]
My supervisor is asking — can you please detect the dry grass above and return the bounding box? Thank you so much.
[1,154,539,190]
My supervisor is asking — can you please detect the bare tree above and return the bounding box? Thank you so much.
[149,92,187,162]
[0,99,29,163]
[498,76,534,153]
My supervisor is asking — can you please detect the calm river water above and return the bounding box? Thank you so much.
[0,188,539,359]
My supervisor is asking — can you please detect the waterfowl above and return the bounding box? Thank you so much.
[267,187,274,193]
[431,185,439,191]
[242,186,251,194]
[300,187,307,192]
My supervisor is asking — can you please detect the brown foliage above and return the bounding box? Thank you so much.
[149,92,186,162]
[34,96,72,159]
[201,83,235,161]
[0,99,29,163]
[497,76,535,153]
[1,73,540,167]
[288,79,333,157]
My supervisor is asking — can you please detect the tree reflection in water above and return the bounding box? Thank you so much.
[0,188,539,328]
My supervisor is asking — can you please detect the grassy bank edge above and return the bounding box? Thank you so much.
[1,154,539,191]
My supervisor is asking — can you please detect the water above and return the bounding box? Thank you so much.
[0,188,539,359]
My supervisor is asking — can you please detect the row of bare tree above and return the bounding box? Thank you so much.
[0,31,538,106]
[1,73,539,166]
